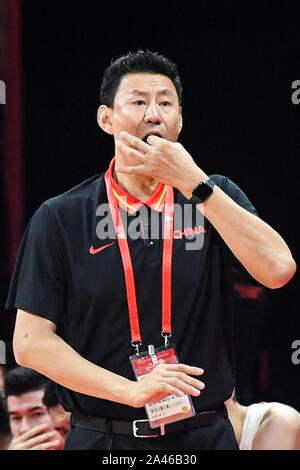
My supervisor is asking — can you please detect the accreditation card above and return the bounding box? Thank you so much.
[129,343,195,429]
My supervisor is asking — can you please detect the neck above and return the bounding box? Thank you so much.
[113,160,159,202]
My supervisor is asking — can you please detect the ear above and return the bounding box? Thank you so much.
[97,105,114,135]
[178,106,183,134]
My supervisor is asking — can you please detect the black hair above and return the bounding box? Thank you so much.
[4,366,50,398]
[100,49,182,108]
[0,397,10,436]
[42,381,60,409]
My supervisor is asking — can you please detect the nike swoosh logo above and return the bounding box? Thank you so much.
[89,242,114,255]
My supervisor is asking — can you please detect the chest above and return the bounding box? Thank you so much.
[64,204,213,300]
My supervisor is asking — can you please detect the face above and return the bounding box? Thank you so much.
[7,390,55,438]
[98,73,183,149]
[0,367,4,396]
[48,404,71,444]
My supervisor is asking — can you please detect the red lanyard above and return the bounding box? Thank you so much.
[104,171,174,354]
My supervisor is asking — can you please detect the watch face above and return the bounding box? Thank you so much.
[192,181,213,203]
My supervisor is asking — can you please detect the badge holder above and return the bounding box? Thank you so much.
[105,175,195,430]
[129,342,195,429]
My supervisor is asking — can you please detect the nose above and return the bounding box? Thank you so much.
[144,102,162,124]
[19,417,31,435]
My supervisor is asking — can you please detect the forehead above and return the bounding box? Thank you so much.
[7,390,45,413]
[116,73,178,98]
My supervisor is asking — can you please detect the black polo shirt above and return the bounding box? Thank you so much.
[6,159,258,421]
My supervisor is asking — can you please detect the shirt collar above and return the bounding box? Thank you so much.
[105,157,167,214]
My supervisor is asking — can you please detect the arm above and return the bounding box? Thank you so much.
[13,309,205,408]
[188,183,296,289]
[116,132,296,289]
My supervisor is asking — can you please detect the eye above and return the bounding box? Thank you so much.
[11,416,21,423]
[160,101,171,107]
[32,412,45,418]
[134,100,146,106]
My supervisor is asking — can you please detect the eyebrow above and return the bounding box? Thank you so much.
[9,406,45,415]
[129,89,174,98]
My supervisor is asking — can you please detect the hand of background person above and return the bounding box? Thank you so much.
[7,423,62,450]
[128,363,205,408]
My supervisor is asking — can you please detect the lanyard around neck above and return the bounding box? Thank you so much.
[104,171,174,355]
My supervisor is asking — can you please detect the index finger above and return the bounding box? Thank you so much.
[119,131,152,153]
[146,134,167,146]
[21,431,61,450]
[157,363,204,375]
[18,423,51,441]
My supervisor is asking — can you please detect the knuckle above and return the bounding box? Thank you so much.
[149,147,157,157]
[159,140,168,150]
[171,377,181,387]
[132,137,139,147]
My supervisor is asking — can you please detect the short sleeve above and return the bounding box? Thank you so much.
[210,174,258,216]
[5,203,66,325]
[210,174,262,286]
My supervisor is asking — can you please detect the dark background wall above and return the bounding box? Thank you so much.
[1,1,299,409]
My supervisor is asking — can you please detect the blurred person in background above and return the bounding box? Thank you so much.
[0,395,11,450]
[226,393,300,450]
[42,380,70,447]
[4,366,62,450]
[0,365,5,396]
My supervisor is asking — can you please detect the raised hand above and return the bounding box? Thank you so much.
[115,131,206,198]
[8,423,62,450]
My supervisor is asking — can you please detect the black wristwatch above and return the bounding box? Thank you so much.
[188,177,215,204]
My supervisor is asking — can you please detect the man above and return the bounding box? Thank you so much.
[4,366,62,450]
[226,395,300,449]
[42,380,71,446]
[6,50,296,450]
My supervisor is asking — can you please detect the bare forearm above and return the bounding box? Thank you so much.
[14,327,132,406]
[14,310,205,409]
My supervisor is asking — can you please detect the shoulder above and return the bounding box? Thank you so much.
[24,173,105,238]
[44,173,104,212]
[253,403,300,450]
[263,403,300,428]
[28,174,105,227]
